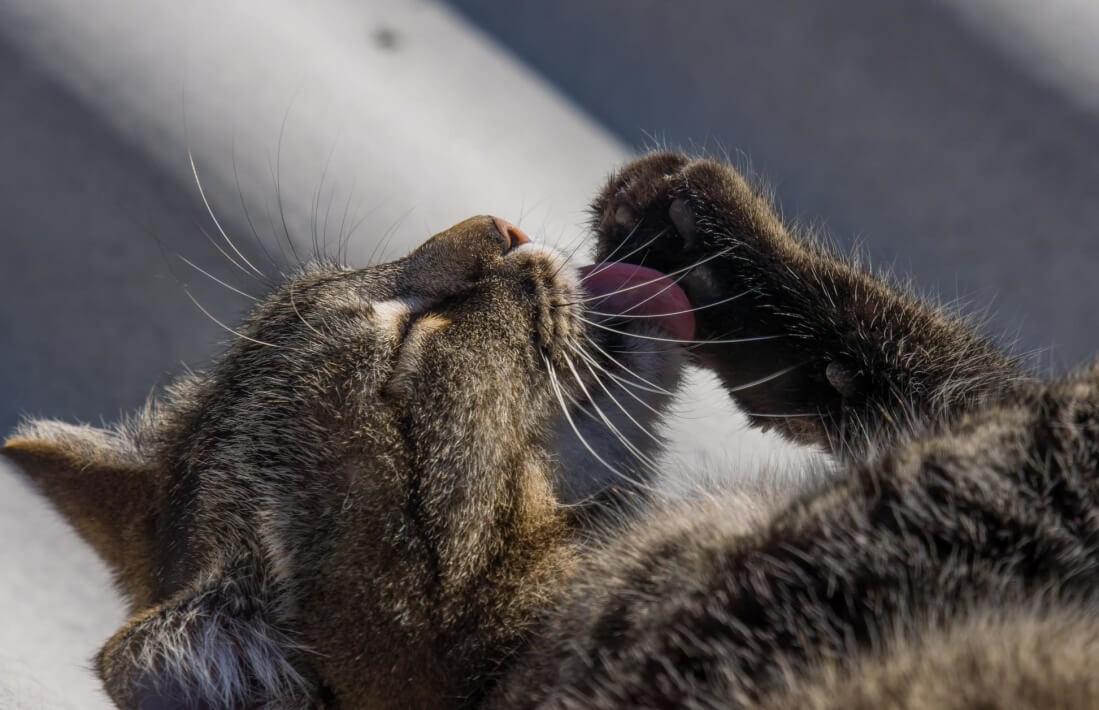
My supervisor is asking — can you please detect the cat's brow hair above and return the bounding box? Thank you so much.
[369,298,418,332]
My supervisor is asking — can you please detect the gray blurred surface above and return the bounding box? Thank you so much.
[0,39,253,434]
[448,0,1099,368]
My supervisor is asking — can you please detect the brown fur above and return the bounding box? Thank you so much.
[6,155,1099,708]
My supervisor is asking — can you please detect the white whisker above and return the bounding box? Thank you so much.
[586,289,751,320]
[189,150,267,279]
[574,245,733,304]
[183,288,282,350]
[176,255,258,301]
[583,225,668,280]
[272,99,304,267]
[725,363,805,394]
[288,281,325,340]
[543,354,661,497]
[582,336,676,397]
[743,411,820,419]
[561,352,663,483]
[579,316,785,346]
[230,133,283,275]
[569,344,664,447]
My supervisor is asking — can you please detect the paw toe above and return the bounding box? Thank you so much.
[595,152,688,234]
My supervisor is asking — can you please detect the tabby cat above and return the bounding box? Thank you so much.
[6,152,1099,708]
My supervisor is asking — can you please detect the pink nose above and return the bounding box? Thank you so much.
[492,216,531,251]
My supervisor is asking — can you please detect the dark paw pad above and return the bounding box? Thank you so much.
[592,152,690,256]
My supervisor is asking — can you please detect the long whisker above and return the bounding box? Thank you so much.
[176,255,258,301]
[582,224,668,280]
[543,354,661,496]
[196,223,264,283]
[578,316,785,346]
[559,390,663,496]
[547,217,662,284]
[183,288,282,349]
[725,363,805,394]
[575,357,672,415]
[231,132,283,274]
[597,243,705,317]
[561,352,663,478]
[547,222,615,283]
[743,411,820,419]
[581,336,676,396]
[539,362,607,511]
[311,133,342,263]
[572,245,733,304]
[288,280,325,339]
[585,289,751,320]
[365,209,414,267]
[189,150,267,279]
[272,97,304,267]
[335,178,359,267]
[569,344,665,447]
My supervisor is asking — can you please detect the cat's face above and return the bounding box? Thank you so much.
[4,214,692,603]
[3,213,696,704]
[186,214,688,507]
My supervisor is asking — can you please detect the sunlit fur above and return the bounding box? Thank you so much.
[7,154,1099,708]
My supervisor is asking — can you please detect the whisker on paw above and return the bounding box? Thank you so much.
[578,316,785,346]
[585,289,751,320]
[572,245,734,305]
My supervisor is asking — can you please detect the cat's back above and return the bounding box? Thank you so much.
[493,387,1099,708]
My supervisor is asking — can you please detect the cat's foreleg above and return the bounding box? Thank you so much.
[94,550,319,709]
[591,153,1029,457]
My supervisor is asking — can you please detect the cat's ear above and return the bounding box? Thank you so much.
[2,419,160,605]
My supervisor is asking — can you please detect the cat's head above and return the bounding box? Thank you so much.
[3,215,692,607]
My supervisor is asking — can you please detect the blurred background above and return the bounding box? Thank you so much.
[2,0,1099,704]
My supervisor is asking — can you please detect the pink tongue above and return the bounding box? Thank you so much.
[578,263,695,341]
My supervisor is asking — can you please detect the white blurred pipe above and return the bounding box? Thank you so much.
[0,0,626,251]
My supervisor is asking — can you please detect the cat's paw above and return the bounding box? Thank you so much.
[591,151,690,253]
[591,152,792,292]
